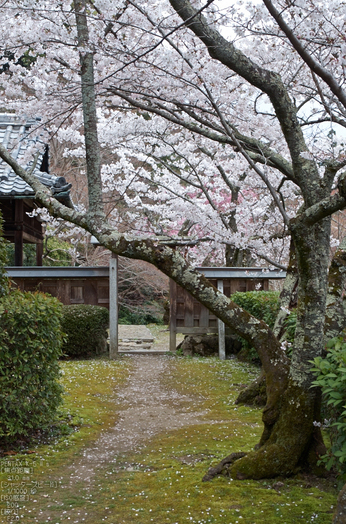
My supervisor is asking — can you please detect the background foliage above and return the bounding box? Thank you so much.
[118,304,164,325]
[231,291,280,361]
[5,237,72,267]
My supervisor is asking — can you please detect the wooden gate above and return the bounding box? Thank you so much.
[169,267,286,357]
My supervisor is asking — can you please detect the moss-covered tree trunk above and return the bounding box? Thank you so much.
[205,219,330,480]
[236,240,298,408]
[224,216,329,479]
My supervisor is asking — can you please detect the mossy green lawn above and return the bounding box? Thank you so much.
[0,356,337,524]
[0,358,131,522]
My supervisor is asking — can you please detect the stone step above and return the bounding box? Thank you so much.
[120,339,154,344]
[114,325,166,354]
[119,344,152,350]
[118,348,168,354]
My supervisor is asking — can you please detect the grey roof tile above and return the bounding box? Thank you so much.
[0,114,71,199]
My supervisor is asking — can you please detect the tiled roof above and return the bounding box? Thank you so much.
[0,114,72,203]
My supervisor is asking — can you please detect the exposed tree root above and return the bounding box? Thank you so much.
[202,452,247,482]
[204,382,327,482]
[333,483,346,523]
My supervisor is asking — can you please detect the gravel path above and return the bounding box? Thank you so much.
[68,355,209,485]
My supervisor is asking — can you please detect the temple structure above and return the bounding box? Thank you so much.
[0,113,72,265]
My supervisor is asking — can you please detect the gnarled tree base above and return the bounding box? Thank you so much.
[333,483,346,523]
[202,452,247,482]
[204,381,326,481]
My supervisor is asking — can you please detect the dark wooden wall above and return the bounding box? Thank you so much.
[11,276,110,308]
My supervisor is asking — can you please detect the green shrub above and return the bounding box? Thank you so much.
[231,290,280,328]
[0,290,63,438]
[118,304,164,325]
[61,304,109,358]
[311,334,346,485]
[231,291,280,361]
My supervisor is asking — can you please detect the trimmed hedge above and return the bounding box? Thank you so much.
[231,291,281,362]
[60,304,109,358]
[0,290,64,437]
[231,290,280,328]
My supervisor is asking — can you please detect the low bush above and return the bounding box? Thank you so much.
[231,290,280,328]
[231,291,280,362]
[311,334,346,485]
[0,290,63,438]
[60,304,109,358]
[118,304,164,325]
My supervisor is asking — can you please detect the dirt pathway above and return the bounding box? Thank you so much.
[68,355,210,486]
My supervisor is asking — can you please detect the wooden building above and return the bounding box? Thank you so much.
[0,115,113,309]
[0,114,72,266]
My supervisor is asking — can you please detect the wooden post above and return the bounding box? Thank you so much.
[36,241,43,266]
[217,279,226,360]
[14,200,24,266]
[169,279,177,352]
[109,253,118,359]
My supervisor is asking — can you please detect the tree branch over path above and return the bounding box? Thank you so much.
[0,142,289,401]
[168,0,320,199]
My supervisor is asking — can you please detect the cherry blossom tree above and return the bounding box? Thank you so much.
[1,0,346,485]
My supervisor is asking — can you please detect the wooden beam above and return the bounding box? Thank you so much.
[217,279,226,360]
[36,241,43,266]
[169,279,177,351]
[14,200,24,266]
[109,253,118,359]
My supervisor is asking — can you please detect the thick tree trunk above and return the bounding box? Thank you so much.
[235,240,298,407]
[206,219,330,480]
[74,0,105,227]
[272,239,298,339]
[225,245,255,268]
[325,237,346,341]
[237,236,346,407]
